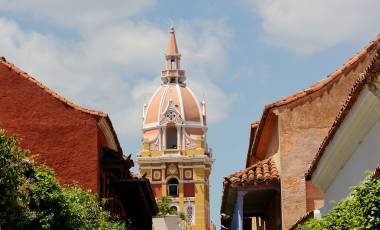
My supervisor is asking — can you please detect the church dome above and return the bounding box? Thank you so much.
[141,26,207,145]
[143,83,203,125]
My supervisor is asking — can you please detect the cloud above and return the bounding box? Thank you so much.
[244,0,380,55]
[0,15,234,142]
[0,0,155,28]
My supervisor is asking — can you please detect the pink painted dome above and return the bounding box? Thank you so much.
[144,83,203,125]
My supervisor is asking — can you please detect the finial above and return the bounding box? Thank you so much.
[169,19,174,32]
[167,23,179,56]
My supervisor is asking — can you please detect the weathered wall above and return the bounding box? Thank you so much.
[305,181,323,212]
[264,117,279,159]
[278,56,371,229]
[0,64,100,191]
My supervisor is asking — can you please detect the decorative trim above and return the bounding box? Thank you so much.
[98,117,118,151]
[312,87,380,191]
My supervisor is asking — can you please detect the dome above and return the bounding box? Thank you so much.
[141,26,207,146]
[143,83,204,125]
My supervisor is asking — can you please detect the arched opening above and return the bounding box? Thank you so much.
[167,178,179,197]
[166,126,177,149]
[169,206,178,215]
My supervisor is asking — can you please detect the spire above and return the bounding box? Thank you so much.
[167,26,179,56]
[161,25,186,84]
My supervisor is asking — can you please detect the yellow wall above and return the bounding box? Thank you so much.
[138,144,211,230]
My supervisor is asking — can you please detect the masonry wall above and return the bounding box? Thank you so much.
[277,56,372,229]
[0,64,100,192]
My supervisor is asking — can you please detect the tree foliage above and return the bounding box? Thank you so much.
[297,177,380,230]
[0,130,125,230]
[155,196,178,217]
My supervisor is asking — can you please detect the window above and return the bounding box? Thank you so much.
[167,178,179,197]
[185,203,195,225]
[166,126,177,149]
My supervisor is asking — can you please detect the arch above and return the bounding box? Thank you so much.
[169,205,178,214]
[167,177,179,197]
[166,126,177,149]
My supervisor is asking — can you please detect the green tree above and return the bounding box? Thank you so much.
[155,196,178,217]
[297,177,380,230]
[0,130,125,230]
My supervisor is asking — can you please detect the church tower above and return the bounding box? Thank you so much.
[137,26,213,230]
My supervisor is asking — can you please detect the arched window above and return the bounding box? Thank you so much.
[167,178,179,197]
[166,126,177,149]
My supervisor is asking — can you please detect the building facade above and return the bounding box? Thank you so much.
[221,35,380,229]
[137,27,213,230]
[0,57,158,229]
[306,46,380,214]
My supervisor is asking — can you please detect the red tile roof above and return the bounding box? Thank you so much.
[224,157,279,187]
[247,34,380,167]
[372,164,380,179]
[0,57,107,117]
[0,57,123,152]
[306,44,380,178]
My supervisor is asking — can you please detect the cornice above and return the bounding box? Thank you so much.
[312,87,380,191]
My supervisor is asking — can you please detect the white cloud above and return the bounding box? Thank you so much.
[0,15,234,142]
[0,0,155,27]
[244,0,380,55]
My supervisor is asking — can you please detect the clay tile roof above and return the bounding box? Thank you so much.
[288,211,314,230]
[306,43,380,178]
[0,57,123,153]
[372,164,380,179]
[224,157,279,187]
[0,57,108,117]
[247,34,380,167]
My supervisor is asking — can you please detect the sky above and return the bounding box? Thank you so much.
[0,0,379,227]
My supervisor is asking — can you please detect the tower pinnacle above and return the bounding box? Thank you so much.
[167,26,179,56]
[161,26,186,84]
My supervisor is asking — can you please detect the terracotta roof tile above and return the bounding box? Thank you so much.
[306,44,380,178]
[224,157,279,187]
[0,57,123,153]
[371,164,380,179]
[0,57,107,117]
[247,34,380,167]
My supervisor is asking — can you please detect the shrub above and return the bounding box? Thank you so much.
[297,177,380,230]
[0,130,125,230]
[155,196,178,217]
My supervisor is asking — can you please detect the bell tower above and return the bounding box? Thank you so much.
[137,26,213,230]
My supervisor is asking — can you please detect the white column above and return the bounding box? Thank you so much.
[177,125,182,150]
[159,128,162,151]
[162,127,167,150]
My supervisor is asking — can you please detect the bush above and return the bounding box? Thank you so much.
[0,130,125,230]
[155,196,178,217]
[297,177,380,230]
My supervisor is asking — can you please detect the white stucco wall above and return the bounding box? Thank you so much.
[322,119,380,214]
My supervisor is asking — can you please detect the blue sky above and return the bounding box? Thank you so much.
[1,0,379,227]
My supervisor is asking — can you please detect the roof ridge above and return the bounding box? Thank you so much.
[0,57,108,118]
[247,34,380,166]
[306,46,380,178]
[267,33,380,109]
